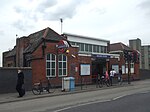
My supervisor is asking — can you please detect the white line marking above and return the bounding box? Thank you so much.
[53,99,111,112]
[112,95,126,100]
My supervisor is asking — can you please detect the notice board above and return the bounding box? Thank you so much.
[80,64,90,76]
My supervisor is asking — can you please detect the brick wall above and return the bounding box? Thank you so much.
[109,56,140,80]
[31,41,92,86]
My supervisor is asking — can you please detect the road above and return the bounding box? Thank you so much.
[57,91,150,112]
[0,80,150,112]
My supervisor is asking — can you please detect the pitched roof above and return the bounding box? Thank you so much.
[24,27,62,53]
[5,46,16,57]
[4,27,63,58]
[110,42,132,51]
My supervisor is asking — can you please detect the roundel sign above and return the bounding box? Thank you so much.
[57,40,69,53]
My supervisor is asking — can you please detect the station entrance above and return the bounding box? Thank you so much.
[91,58,107,82]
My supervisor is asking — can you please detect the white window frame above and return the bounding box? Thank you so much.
[46,54,56,77]
[58,54,67,77]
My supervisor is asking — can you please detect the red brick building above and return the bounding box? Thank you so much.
[109,42,140,80]
[3,27,93,85]
[3,27,140,86]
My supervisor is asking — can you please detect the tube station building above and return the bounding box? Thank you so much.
[3,27,139,86]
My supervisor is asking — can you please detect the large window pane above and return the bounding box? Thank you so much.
[93,45,96,52]
[52,62,55,68]
[63,55,66,61]
[47,69,50,76]
[58,54,67,77]
[89,44,92,52]
[47,54,50,60]
[63,69,67,75]
[85,44,88,52]
[59,62,62,68]
[52,69,55,76]
[46,54,56,77]
[96,45,99,52]
[81,43,84,51]
[47,62,50,68]
[63,62,66,68]
[52,54,55,60]
[59,69,62,76]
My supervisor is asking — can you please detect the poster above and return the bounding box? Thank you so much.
[80,64,90,76]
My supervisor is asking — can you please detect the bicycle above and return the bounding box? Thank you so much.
[32,79,55,95]
[96,76,110,88]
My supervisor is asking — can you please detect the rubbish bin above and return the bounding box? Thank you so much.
[70,77,75,91]
[64,77,75,91]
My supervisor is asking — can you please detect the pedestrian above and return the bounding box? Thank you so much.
[16,69,25,97]
[118,68,123,85]
[105,71,110,86]
[109,69,116,86]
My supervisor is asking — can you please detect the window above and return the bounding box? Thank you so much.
[96,45,99,53]
[70,42,75,45]
[101,46,105,53]
[46,54,56,77]
[89,44,92,52]
[80,43,84,51]
[130,63,134,73]
[85,44,88,52]
[99,46,102,53]
[93,45,97,52]
[104,46,107,53]
[58,54,67,76]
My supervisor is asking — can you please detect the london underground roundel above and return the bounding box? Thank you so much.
[57,40,69,53]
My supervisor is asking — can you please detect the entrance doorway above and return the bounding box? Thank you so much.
[92,58,106,82]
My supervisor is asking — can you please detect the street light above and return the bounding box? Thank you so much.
[60,18,63,34]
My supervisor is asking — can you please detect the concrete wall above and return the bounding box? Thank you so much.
[139,69,150,80]
[0,67,32,94]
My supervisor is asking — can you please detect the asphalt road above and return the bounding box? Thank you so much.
[0,80,150,112]
[57,91,150,112]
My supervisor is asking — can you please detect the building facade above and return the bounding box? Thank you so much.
[110,42,140,80]
[141,45,150,69]
[64,33,122,79]
[129,38,142,68]
[129,38,150,70]
[3,27,140,86]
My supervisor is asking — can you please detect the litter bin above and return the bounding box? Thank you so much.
[70,77,75,91]
[64,77,75,91]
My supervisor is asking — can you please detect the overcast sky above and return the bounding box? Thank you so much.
[0,0,150,66]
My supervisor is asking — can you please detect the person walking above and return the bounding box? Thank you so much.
[105,71,110,86]
[118,68,123,85]
[109,69,116,86]
[16,69,25,97]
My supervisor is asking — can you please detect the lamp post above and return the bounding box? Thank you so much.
[60,18,63,34]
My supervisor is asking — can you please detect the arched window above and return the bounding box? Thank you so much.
[46,54,56,77]
[58,54,67,76]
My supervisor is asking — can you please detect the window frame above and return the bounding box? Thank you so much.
[58,54,67,77]
[46,53,56,77]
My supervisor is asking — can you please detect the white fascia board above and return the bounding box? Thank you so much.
[65,33,109,46]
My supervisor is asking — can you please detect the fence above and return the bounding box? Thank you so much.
[0,67,32,94]
[139,69,150,80]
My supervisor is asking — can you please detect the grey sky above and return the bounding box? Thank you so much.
[0,0,150,66]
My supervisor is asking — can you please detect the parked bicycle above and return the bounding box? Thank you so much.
[96,74,110,88]
[32,78,55,95]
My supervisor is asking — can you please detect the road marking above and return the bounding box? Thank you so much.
[53,99,111,112]
[112,95,126,100]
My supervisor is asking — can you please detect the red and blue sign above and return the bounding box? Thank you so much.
[57,40,69,53]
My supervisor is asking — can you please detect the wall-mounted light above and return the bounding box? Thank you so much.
[71,54,76,58]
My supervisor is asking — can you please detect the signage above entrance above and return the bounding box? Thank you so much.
[92,54,111,59]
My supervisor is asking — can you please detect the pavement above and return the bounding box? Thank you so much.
[0,80,147,104]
